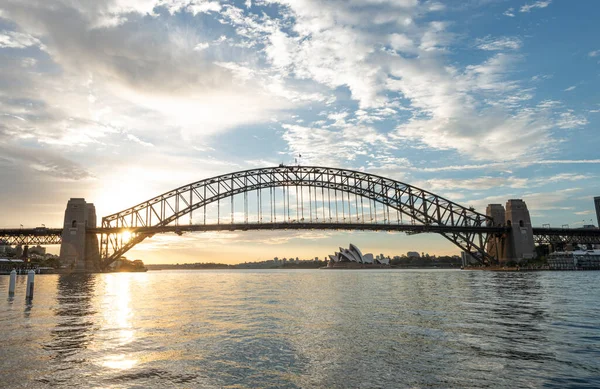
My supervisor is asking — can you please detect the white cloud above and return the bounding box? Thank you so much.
[188,1,221,15]
[520,1,552,13]
[126,133,154,147]
[543,173,594,183]
[193,42,209,51]
[556,111,588,129]
[476,36,522,51]
[419,176,529,191]
[467,188,580,215]
[503,8,515,17]
[589,50,600,58]
[389,33,415,52]
[414,172,593,192]
[564,85,577,92]
[0,30,42,49]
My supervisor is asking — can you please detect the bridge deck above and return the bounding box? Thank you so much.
[88,223,508,235]
[0,228,63,245]
[2,225,599,246]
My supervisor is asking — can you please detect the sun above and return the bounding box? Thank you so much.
[122,230,132,243]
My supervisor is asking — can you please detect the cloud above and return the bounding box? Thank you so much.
[0,144,93,180]
[589,50,600,58]
[411,159,600,173]
[520,1,552,13]
[0,30,42,48]
[564,85,577,92]
[476,36,522,51]
[543,173,595,183]
[0,0,296,142]
[126,133,154,147]
[193,42,209,51]
[414,172,593,192]
[467,188,580,215]
[419,176,529,191]
[281,123,388,166]
[556,111,588,129]
[503,8,515,17]
[2,0,587,166]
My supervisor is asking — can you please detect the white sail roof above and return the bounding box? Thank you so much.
[362,253,374,264]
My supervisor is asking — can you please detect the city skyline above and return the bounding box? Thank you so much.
[1,0,599,263]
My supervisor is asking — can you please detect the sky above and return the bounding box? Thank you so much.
[0,0,599,264]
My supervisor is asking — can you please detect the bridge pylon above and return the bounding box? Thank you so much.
[486,200,536,264]
[505,199,536,262]
[59,198,100,272]
[486,204,506,262]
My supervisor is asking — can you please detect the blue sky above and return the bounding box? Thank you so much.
[0,0,598,263]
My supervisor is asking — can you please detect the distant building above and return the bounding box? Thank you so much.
[548,250,600,270]
[595,197,600,227]
[327,244,389,266]
[29,245,46,256]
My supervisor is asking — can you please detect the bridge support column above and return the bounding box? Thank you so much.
[504,199,536,263]
[486,204,506,263]
[59,198,100,272]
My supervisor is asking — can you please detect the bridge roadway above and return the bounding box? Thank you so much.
[89,223,508,235]
[2,224,506,246]
[4,224,600,246]
[0,228,62,246]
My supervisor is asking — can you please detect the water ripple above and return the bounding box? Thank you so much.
[1,270,600,388]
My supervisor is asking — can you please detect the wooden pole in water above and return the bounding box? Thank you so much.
[8,269,16,297]
[25,270,35,300]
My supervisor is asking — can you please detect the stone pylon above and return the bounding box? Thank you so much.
[504,199,536,263]
[59,198,100,272]
[486,200,536,264]
[486,204,506,262]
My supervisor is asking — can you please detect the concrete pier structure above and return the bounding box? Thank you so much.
[486,204,506,261]
[59,198,100,272]
[504,199,536,263]
[486,200,536,263]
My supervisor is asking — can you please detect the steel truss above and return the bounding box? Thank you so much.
[0,228,62,246]
[100,166,499,268]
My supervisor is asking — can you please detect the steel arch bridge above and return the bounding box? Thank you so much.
[97,166,503,268]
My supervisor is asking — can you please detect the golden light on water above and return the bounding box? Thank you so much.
[101,354,138,370]
[97,274,139,370]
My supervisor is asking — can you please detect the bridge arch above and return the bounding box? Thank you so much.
[99,166,495,268]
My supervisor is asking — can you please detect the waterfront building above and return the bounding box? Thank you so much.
[327,244,389,266]
[548,250,600,270]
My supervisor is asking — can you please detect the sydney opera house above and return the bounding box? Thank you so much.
[327,244,390,268]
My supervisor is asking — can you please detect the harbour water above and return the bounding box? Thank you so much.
[1,269,599,388]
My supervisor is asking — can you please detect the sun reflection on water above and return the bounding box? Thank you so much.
[101,354,138,370]
[98,274,138,370]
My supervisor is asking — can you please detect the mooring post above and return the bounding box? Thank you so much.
[25,270,35,300]
[8,269,16,297]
